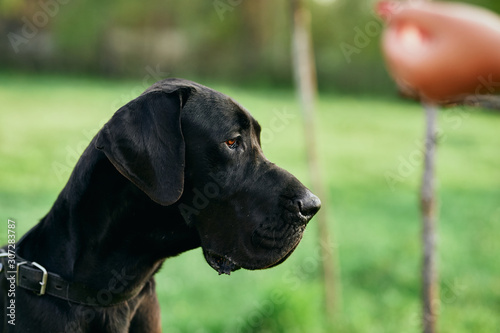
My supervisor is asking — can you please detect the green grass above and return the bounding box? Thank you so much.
[1,73,499,333]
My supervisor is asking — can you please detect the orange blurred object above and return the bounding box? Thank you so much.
[377,1,500,103]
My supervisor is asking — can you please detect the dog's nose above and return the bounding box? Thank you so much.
[297,191,321,222]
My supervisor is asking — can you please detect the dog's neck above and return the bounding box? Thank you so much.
[19,140,201,293]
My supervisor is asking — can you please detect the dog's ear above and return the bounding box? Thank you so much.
[95,89,190,206]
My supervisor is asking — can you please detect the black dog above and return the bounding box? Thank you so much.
[0,79,320,332]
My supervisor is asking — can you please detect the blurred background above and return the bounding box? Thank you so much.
[1,0,497,93]
[1,0,500,332]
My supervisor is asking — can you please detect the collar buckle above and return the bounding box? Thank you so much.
[16,261,48,296]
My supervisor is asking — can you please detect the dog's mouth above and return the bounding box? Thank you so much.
[202,230,303,275]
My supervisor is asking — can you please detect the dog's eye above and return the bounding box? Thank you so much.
[225,138,239,149]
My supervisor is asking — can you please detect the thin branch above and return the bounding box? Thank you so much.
[421,102,439,333]
[291,0,339,320]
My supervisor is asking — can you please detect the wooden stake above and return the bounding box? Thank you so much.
[291,0,339,321]
[421,102,439,333]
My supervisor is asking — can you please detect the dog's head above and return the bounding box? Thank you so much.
[96,78,320,275]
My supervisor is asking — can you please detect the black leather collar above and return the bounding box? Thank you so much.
[0,247,144,307]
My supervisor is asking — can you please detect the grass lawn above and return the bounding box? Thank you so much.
[1,73,499,332]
